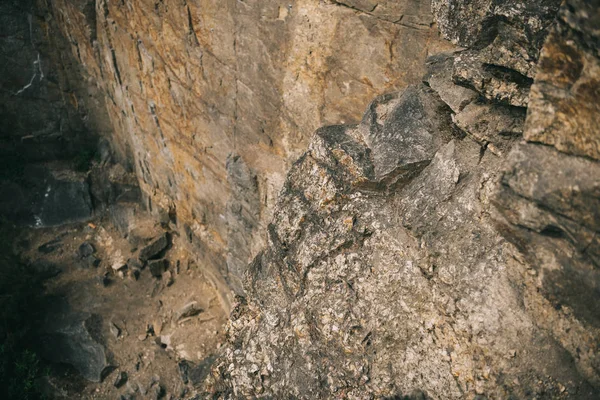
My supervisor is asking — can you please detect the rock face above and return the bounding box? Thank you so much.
[37,297,109,383]
[2,0,599,398]
[44,0,452,292]
[523,0,600,160]
[204,0,600,398]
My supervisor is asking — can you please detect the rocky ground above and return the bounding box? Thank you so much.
[14,208,227,399]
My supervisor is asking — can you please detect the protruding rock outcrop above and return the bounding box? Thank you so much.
[206,1,600,398]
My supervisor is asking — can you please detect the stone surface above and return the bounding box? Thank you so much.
[524,0,600,160]
[204,1,600,398]
[77,242,95,258]
[139,234,168,261]
[45,0,453,291]
[37,297,109,383]
[433,0,562,107]
[3,0,599,398]
[148,259,167,278]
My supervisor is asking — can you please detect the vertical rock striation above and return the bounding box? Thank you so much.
[43,0,451,294]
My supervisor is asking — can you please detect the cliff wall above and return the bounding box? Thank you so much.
[46,0,451,293]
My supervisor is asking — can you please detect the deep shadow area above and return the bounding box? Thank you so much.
[0,222,50,399]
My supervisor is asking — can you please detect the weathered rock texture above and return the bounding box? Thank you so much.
[45,0,452,294]
[205,0,600,398]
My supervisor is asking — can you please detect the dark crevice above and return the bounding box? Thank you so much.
[187,5,199,46]
[482,63,534,87]
[110,48,122,86]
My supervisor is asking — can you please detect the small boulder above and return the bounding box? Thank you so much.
[111,260,127,272]
[114,371,128,388]
[109,322,121,339]
[176,301,202,321]
[139,233,168,261]
[127,257,143,270]
[148,259,168,278]
[77,242,95,258]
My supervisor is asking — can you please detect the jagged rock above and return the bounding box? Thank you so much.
[139,234,168,261]
[148,259,167,278]
[424,52,478,113]
[37,297,109,383]
[206,2,600,396]
[453,101,526,154]
[494,143,600,327]
[433,0,562,107]
[432,0,561,52]
[179,356,216,387]
[453,51,533,107]
[524,0,600,160]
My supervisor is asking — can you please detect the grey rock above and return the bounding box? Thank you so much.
[453,101,526,154]
[179,356,216,387]
[110,322,121,339]
[358,85,456,180]
[37,297,109,382]
[27,168,94,227]
[494,142,600,327]
[148,259,167,278]
[452,50,532,107]
[139,233,168,261]
[77,242,95,258]
[432,0,562,107]
[206,3,600,392]
[225,154,261,294]
[424,52,478,113]
[432,0,561,51]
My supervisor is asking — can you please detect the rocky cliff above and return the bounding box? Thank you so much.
[203,0,600,398]
[1,0,599,398]
[45,0,453,295]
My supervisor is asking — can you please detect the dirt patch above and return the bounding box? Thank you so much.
[17,212,228,399]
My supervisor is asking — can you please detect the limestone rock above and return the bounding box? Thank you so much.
[524,0,600,160]
[424,52,478,113]
[206,1,600,398]
[44,0,452,292]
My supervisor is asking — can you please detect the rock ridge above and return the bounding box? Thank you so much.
[205,1,600,398]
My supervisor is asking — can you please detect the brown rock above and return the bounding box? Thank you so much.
[524,0,600,160]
